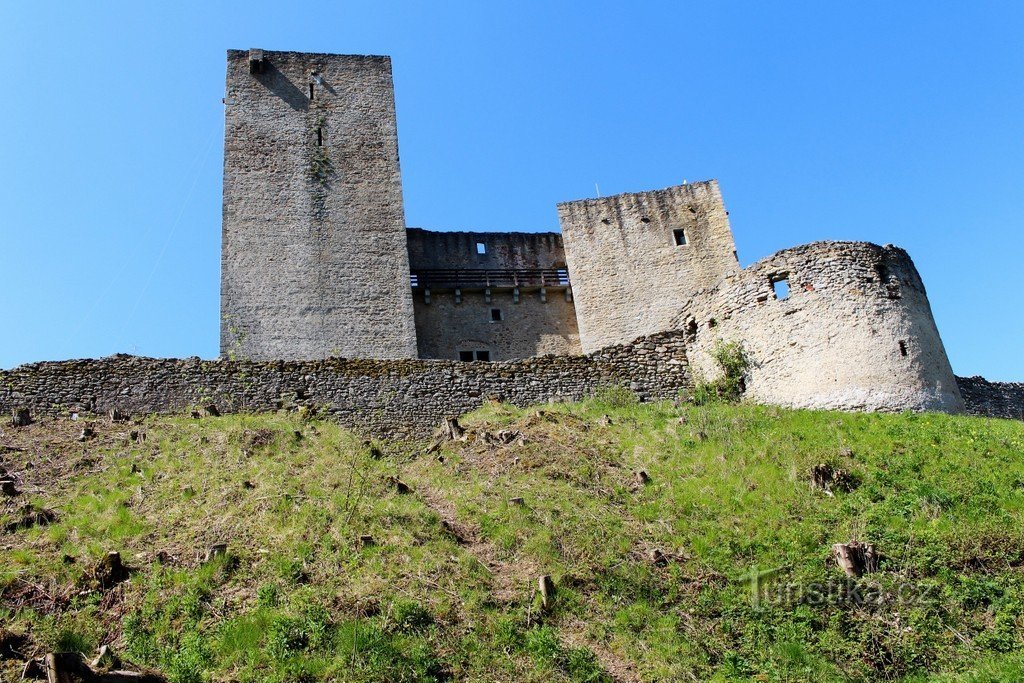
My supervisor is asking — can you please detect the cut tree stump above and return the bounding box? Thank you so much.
[386,476,411,494]
[538,575,555,610]
[95,551,129,588]
[832,541,880,577]
[204,543,229,563]
[12,408,32,427]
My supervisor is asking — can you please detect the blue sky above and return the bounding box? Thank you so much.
[1,1,1021,379]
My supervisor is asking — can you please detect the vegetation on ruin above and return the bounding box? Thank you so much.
[3,395,1024,682]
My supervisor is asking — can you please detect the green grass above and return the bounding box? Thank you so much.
[2,399,1024,681]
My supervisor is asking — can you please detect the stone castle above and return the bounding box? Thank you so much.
[221,49,963,414]
[10,47,1016,433]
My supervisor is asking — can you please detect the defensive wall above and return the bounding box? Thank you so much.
[0,333,689,439]
[674,241,965,413]
[407,228,581,361]
[956,376,1024,420]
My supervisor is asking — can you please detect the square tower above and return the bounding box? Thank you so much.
[558,180,740,352]
[221,49,418,360]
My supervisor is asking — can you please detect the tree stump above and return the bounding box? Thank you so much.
[811,464,854,495]
[95,551,129,588]
[832,541,879,577]
[204,543,229,563]
[12,408,32,427]
[386,476,411,494]
[538,575,555,610]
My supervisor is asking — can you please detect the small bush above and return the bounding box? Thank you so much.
[694,340,748,404]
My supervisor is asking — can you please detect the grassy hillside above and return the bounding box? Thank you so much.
[3,394,1024,682]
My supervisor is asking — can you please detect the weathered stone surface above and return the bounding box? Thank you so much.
[221,50,417,361]
[558,181,740,353]
[407,229,581,360]
[0,332,692,438]
[676,241,965,414]
[956,376,1024,420]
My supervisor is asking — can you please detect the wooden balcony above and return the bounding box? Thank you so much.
[410,268,570,290]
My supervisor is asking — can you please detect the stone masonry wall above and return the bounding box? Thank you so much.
[221,50,417,361]
[413,289,581,361]
[956,376,1024,420]
[676,241,965,414]
[558,181,741,353]
[407,228,580,360]
[0,333,690,439]
[406,229,568,270]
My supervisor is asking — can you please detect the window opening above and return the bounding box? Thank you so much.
[459,351,474,362]
[476,242,486,255]
[475,350,490,361]
[673,228,687,246]
[316,127,323,146]
[309,83,315,101]
[899,341,908,357]
[772,276,790,300]
[490,308,503,321]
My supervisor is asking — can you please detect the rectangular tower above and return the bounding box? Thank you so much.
[558,180,740,352]
[221,49,418,360]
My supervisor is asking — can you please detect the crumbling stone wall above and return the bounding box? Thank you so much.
[676,241,965,414]
[221,49,417,361]
[0,333,689,438]
[956,376,1024,420]
[558,181,741,353]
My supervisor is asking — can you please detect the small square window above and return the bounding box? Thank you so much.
[673,229,687,246]
[459,351,474,362]
[476,242,486,255]
[490,308,503,321]
[772,277,790,300]
[475,350,490,361]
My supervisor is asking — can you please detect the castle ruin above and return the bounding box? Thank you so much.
[220,48,963,415]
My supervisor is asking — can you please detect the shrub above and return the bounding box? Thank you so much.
[694,340,748,404]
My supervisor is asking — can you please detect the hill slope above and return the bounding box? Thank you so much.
[3,396,1024,682]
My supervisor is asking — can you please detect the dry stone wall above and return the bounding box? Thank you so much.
[0,333,690,439]
[956,376,1024,420]
[221,50,417,361]
[558,181,741,353]
[676,241,965,414]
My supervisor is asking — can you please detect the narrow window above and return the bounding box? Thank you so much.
[316,127,323,146]
[673,228,687,246]
[490,308,503,321]
[899,341,908,357]
[476,242,486,255]
[309,83,315,101]
[772,277,790,300]
[459,351,474,362]
[475,350,491,361]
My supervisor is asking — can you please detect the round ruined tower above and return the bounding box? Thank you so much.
[678,241,964,413]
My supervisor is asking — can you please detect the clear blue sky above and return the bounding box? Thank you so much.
[2,1,1021,379]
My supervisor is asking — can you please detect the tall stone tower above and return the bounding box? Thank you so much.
[558,181,740,353]
[221,49,417,360]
